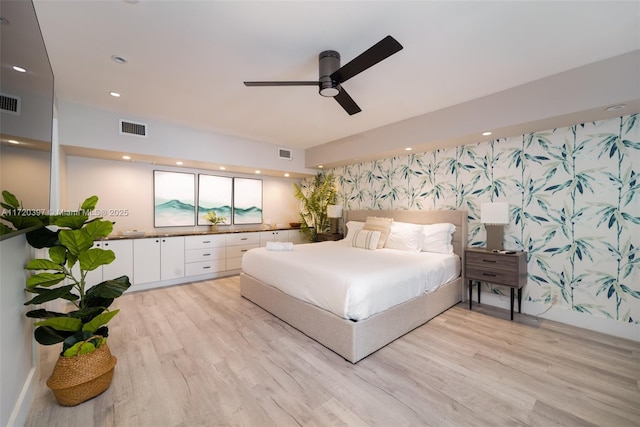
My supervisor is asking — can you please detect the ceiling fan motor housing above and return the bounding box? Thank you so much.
[319,50,340,97]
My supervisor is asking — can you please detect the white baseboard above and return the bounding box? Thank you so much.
[6,365,37,427]
[478,292,640,342]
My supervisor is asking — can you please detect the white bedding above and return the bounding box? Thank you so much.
[241,241,460,321]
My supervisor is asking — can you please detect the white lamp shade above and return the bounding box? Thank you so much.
[327,204,343,218]
[481,202,509,224]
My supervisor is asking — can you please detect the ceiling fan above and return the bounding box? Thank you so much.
[244,35,403,115]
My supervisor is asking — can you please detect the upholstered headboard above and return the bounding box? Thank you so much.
[344,209,468,283]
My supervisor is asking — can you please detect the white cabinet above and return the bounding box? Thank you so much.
[287,229,308,244]
[185,235,226,276]
[259,230,288,246]
[133,236,184,285]
[101,240,134,282]
[226,232,259,270]
[160,236,185,280]
[133,238,161,285]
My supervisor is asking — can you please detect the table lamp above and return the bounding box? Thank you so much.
[327,204,343,234]
[481,202,509,251]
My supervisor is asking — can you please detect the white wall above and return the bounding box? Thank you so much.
[0,145,50,211]
[65,156,302,234]
[0,235,37,427]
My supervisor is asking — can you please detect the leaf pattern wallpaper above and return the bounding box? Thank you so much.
[329,114,640,328]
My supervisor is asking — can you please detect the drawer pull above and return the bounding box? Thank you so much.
[482,273,497,277]
[202,253,211,257]
[202,240,211,244]
[241,249,248,253]
[482,259,497,263]
[202,266,211,269]
[241,237,248,241]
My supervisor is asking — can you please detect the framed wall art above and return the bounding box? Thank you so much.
[233,177,263,224]
[197,174,232,226]
[153,170,196,227]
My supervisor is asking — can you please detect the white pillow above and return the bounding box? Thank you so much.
[343,228,381,250]
[344,221,365,234]
[363,216,393,249]
[421,223,456,254]
[384,221,423,253]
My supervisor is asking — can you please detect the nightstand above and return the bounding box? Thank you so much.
[315,233,343,242]
[465,248,527,320]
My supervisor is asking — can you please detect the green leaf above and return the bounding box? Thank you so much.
[2,190,20,208]
[79,248,115,271]
[34,316,83,332]
[49,213,89,229]
[82,219,113,241]
[80,195,99,212]
[25,272,66,289]
[25,258,63,271]
[24,284,76,305]
[82,309,119,333]
[86,275,131,300]
[49,246,67,264]
[26,227,60,249]
[34,326,73,345]
[59,228,93,256]
[25,308,67,319]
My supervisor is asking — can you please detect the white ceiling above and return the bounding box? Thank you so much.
[33,1,640,152]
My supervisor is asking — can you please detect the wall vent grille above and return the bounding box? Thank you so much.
[0,93,21,115]
[119,119,148,138]
[278,147,292,160]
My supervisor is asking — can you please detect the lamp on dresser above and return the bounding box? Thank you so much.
[327,204,343,234]
[481,202,509,251]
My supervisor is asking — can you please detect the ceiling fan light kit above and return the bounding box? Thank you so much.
[244,35,403,115]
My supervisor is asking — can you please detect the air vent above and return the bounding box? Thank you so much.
[119,119,148,138]
[278,147,292,160]
[0,93,21,115]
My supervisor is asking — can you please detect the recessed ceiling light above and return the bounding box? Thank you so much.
[122,155,131,160]
[482,131,492,136]
[12,65,26,73]
[318,165,324,169]
[284,173,290,177]
[255,170,261,174]
[405,147,412,151]
[111,55,128,64]
[109,91,121,97]
[8,139,20,145]
[176,161,183,165]
[219,166,226,170]
[606,104,626,112]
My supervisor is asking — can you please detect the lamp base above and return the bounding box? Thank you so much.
[485,224,504,251]
[329,218,340,234]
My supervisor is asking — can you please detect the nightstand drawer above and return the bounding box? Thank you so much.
[466,251,520,269]
[466,266,520,287]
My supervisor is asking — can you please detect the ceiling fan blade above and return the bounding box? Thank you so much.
[330,35,403,84]
[244,81,319,87]
[334,87,361,115]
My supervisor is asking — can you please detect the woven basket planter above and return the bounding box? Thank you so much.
[46,343,117,406]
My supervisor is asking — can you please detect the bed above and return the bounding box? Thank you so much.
[240,210,467,363]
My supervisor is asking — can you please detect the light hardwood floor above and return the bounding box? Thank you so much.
[25,276,640,427]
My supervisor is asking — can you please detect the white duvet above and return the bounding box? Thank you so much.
[241,241,460,321]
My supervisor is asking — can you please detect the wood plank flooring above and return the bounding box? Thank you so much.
[25,276,640,427]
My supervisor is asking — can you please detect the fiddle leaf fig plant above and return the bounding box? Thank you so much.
[1,191,131,356]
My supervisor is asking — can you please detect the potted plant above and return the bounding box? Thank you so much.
[1,191,131,406]
[293,172,337,242]
[204,210,226,231]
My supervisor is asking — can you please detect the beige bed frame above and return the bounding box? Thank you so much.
[240,210,468,363]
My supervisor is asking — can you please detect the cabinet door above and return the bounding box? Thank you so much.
[259,230,288,246]
[133,238,161,285]
[287,229,308,244]
[160,236,185,280]
[102,240,134,283]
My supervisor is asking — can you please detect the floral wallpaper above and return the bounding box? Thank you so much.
[329,115,640,326]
